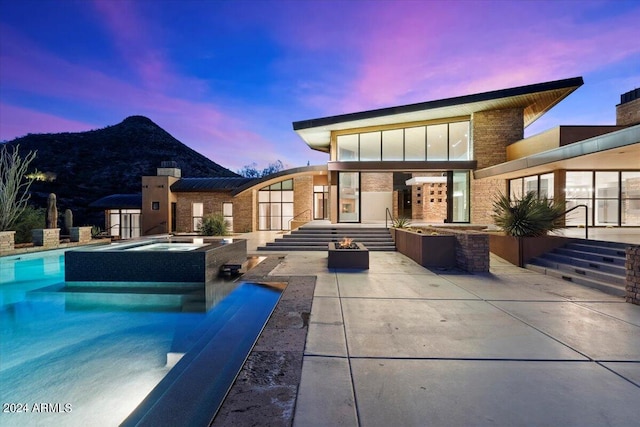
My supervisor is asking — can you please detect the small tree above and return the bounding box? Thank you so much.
[492,191,565,237]
[237,160,285,178]
[0,144,37,231]
[200,214,229,236]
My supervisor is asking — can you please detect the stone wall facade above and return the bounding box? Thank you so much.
[32,228,60,248]
[175,192,234,233]
[616,97,640,126]
[233,191,254,233]
[421,182,448,222]
[472,108,524,170]
[0,231,15,254]
[361,172,392,192]
[294,175,313,224]
[471,178,506,224]
[626,245,640,305]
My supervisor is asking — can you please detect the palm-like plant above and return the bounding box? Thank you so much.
[492,191,565,237]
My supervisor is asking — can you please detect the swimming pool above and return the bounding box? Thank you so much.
[0,249,281,426]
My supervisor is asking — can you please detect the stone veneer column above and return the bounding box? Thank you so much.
[471,108,524,224]
[293,175,313,221]
[32,228,60,248]
[0,231,16,254]
[70,226,92,243]
[626,245,640,305]
[471,178,506,224]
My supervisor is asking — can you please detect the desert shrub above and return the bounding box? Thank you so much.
[492,191,565,237]
[13,205,45,243]
[200,214,229,236]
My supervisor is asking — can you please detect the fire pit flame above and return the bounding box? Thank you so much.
[339,237,354,249]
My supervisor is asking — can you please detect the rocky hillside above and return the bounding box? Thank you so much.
[3,116,239,226]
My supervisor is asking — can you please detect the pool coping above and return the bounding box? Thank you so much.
[211,255,315,426]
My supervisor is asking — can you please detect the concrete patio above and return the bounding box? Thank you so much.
[266,251,640,427]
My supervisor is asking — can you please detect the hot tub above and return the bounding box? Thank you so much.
[65,237,246,285]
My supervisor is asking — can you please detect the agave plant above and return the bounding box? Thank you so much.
[393,216,411,229]
[492,191,565,237]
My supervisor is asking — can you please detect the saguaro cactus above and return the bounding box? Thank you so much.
[46,193,58,229]
[64,208,73,234]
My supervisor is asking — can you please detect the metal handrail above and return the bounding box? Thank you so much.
[287,209,311,231]
[385,208,395,229]
[555,204,589,239]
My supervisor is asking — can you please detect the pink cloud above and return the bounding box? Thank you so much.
[0,104,97,140]
[324,2,640,114]
[0,23,277,169]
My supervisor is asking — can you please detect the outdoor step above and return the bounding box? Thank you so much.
[529,257,625,286]
[261,225,396,252]
[276,237,394,243]
[571,239,628,250]
[269,240,394,246]
[524,263,625,297]
[257,245,395,252]
[291,231,392,236]
[553,247,626,266]
[564,243,627,258]
[540,252,626,276]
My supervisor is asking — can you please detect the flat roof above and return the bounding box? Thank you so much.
[293,77,584,152]
[474,124,640,180]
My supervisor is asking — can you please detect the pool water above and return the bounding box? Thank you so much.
[0,249,281,426]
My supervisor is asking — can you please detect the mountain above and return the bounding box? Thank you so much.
[2,115,239,226]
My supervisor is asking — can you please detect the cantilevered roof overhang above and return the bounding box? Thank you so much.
[293,77,584,153]
[474,124,640,180]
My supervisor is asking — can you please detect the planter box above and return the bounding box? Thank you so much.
[0,231,15,254]
[32,228,60,248]
[489,233,574,267]
[392,229,456,268]
[70,226,92,243]
[328,242,369,269]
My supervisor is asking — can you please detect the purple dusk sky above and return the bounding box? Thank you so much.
[1,0,638,171]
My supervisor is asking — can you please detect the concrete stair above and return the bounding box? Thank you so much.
[257,226,396,251]
[525,239,627,297]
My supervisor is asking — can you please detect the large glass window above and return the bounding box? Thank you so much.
[108,209,141,239]
[405,126,426,160]
[258,179,294,230]
[449,121,469,160]
[223,202,233,232]
[337,134,358,161]
[382,129,404,161]
[192,203,204,231]
[595,172,619,226]
[314,185,329,220]
[451,171,469,222]
[509,178,524,200]
[524,176,538,196]
[338,172,360,222]
[427,124,448,160]
[336,120,470,162]
[359,132,381,161]
[539,173,554,199]
[565,172,593,226]
[622,172,640,226]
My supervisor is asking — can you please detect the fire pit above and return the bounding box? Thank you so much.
[328,237,369,269]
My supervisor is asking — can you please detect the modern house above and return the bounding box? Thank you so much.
[93,77,640,237]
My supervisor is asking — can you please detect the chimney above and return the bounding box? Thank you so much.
[157,161,181,178]
[616,88,640,126]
